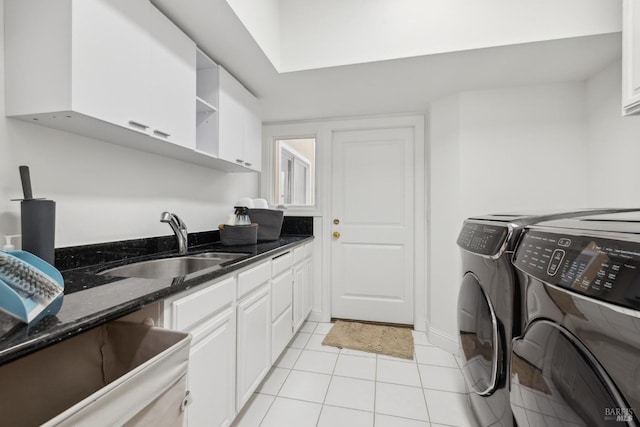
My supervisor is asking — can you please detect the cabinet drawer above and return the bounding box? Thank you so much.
[272,306,293,362]
[238,260,271,299]
[272,269,293,321]
[172,276,235,331]
[271,252,293,277]
[293,246,305,264]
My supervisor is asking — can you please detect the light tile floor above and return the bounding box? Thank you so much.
[232,321,476,427]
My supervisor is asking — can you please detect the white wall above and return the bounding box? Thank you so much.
[279,0,620,72]
[585,60,640,206]
[427,94,463,349]
[0,2,258,248]
[428,82,590,344]
[459,83,590,215]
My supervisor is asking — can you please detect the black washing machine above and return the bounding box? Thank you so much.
[456,209,636,427]
[511,211,640,426]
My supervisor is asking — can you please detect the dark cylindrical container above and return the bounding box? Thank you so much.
[248,209,284,241]
[21,199,56,265]
[219,224,258,246]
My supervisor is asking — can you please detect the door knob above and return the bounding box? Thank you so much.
[332,231,341,239]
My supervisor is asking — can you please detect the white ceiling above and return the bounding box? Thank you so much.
[152,0,622,122]
[230,0,620,73]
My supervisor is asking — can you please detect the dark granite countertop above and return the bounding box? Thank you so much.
[0,223,313,366]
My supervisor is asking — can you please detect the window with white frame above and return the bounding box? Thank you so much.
[275,138,315,207]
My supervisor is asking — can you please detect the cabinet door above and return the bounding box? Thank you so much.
[272,305,294,361]
[303,258,313,318]
[241,90,262,171]
[149,6,196,148]
[272,269,293,321]
[293,264,305,333]
[236,284,271,410]
[623,0,640,115]
[187,308,236,427]
[218,67,246,166]
[71,0,151,131]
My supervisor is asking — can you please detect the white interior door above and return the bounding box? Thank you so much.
[331,127,415,324]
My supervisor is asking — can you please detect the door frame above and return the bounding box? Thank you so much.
[262,114,426,330]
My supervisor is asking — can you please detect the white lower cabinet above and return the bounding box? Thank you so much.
[236,283,271,410]
[271,254,294,360]
[163,275,236,427]
[272,267,294,361]
[162,242,314,425]
[188,308,236,427]
[293,263,305,332]
[303,257,314,318]
[293,243,314,334]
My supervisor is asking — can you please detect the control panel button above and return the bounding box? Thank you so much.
[547,249,565,276]
[558,238,572,247]
[514,230,640,311]
[457,223,508,256]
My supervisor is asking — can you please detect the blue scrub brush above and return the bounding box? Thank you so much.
[0,251,60,302]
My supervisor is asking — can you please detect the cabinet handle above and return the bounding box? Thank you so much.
[236,159,244,163]
[180,390,192,412]
[272,251,290,260]
[153,129,171,138]
[128,120,149,130]
[244,162,252,167]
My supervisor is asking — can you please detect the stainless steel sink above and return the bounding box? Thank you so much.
[99,252,247,279]
[189,252,248,260]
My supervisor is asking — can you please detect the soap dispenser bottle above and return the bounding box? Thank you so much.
[2,235,17,251]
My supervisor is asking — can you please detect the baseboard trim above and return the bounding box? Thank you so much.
[307,311,330,323]
[428,326,459,355]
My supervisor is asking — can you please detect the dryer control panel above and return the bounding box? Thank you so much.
[514,230,640,310]
[457,221,509,257]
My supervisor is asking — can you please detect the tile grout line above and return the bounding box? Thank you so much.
[414,339,433,425]
[263,324,465,426]
[372,353,379,426]
[315,328,341,427]
[258,329,309,427]
[268,326,476,426]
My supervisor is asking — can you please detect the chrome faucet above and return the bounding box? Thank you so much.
[160,212,188,254]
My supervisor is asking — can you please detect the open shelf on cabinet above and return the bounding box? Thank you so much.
[196,96,217,113]
[196,48,218,110]
[195,48,219,159]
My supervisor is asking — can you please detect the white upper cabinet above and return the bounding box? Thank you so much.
[623,0,640,115]
[149,5,196,148]
[242,90,263,170]
[5,0,196,149]
[218,67,262,172]
[71,0,152,131]
[5,0,260,171]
